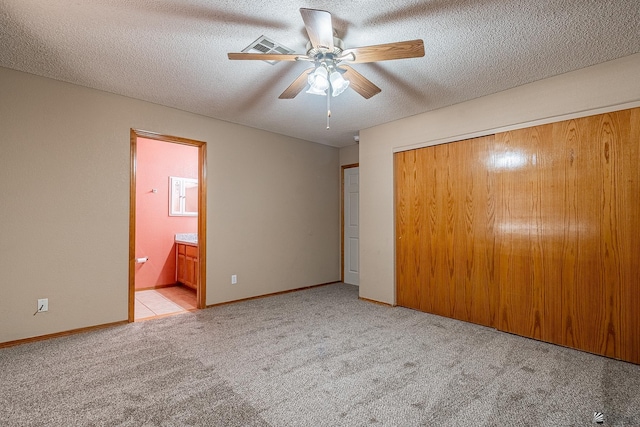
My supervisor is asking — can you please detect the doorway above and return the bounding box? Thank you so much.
[128,129,207,322]
[342,164,359,285]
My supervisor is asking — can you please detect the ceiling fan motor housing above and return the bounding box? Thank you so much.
[306,37,345,59]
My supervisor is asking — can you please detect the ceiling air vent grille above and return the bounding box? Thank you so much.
[242,35,295,65]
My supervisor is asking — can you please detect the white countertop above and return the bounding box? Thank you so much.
[175,233,197,245]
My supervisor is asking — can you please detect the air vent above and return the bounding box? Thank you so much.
[242,35,295,65]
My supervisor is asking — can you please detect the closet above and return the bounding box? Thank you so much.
[395,107,640,364]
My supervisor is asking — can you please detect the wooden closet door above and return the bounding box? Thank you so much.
[494,124,555,341]
[450,136,495,327]
[620,108,640,365]
[395,150,421,310]
[395,135,495,325]
[558,112,628,359]
[427,142,455,318]
[493,111,634,359]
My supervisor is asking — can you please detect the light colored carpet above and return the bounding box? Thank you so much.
[1,283,638,426]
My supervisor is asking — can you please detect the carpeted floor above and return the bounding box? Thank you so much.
[1,283,638,426]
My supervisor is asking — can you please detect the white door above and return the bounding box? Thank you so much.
[344,167,359,285]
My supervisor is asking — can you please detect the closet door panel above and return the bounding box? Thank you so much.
[535,123,564,345]
[395,136,496,325]
[421,143,454,317]
[419,146,439,314]
[452,136,495,326]
[550,117,584,347]
[558,116,602,355]
[620,108,640,364]
[395,150,421,310]
[593,112,623,359]
[494,125,554,340]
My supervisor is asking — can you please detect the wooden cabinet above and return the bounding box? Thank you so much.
[176,243,198,290]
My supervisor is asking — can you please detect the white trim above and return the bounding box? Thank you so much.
[169,176,199,217]
[392,100,640,153]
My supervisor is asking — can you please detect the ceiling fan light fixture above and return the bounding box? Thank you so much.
[306,85,328,96]
[329,71,350,97]
[306,66,329,95]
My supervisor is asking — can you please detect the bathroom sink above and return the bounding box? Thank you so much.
[175,233,197,245]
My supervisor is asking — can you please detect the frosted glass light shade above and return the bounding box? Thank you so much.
[306,67,329,96]
[330,71,350,97]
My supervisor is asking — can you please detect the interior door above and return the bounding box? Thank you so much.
[344,166,359,285]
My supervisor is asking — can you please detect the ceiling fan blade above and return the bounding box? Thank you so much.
[279,68,313,99]
[342,39,425,63]
[300,8,334,51]
[340,65,381,99]
[228,52,302,61]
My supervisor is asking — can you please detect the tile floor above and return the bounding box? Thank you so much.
[134,286,197,321]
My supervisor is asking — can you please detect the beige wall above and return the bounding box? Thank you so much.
[0,67,339,343]
[359,53,640,304]
[339,144,359,166]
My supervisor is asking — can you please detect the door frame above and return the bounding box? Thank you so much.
[341,163,359,283]
[128,129,207,322]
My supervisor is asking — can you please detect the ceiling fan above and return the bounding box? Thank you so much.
[228,8,425,106]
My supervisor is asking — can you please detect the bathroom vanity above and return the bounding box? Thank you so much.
[175,233,198,290]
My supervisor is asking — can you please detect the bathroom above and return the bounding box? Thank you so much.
[134,137,199,320]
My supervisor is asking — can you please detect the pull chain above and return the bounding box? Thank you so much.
[326,89,331,129]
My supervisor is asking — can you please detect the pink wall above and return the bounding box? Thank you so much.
[135,138,198,290]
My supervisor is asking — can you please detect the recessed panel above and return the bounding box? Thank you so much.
[348,238,359,273]
[349,194,359,227]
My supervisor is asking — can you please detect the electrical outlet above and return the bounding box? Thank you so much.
[37,298,48,312]
[231,274,237,285]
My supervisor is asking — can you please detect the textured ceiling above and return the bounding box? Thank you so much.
[1,1,639,147]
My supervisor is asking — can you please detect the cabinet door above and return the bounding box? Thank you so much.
[185,256,195,288]
[177,253,186,284]
[193,258,199,288]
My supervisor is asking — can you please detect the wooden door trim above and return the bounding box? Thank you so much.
[392,100,640,154]
[341,163,359,282]
[129,129,208,322]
